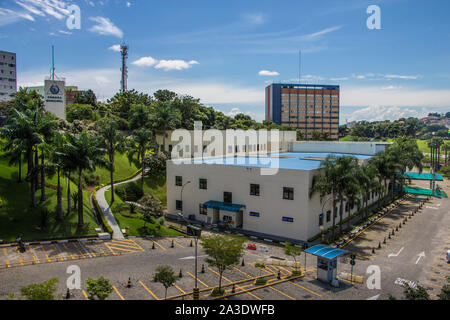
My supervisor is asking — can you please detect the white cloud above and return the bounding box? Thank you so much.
[0,8,34,26]
[131,56,158,67]
[384,74,419,80]
[126,2,132,7]
[154,59,199,71]
[108,44,121,52]
[258,70,279,76]
[59,30,71,35]
[344,105,428,122]
[89,16,123,38]
[381,85,402,90]
[301,25,342,40]
[242,13,265,25]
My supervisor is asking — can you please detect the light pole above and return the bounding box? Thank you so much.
[320,225,324,243]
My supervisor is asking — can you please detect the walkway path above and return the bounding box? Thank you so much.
[95,173,142,239]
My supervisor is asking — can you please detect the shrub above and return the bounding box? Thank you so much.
[83,173,100,186]
[20,278,59,300]
[85,276,113,300]
[211,288,225,296]
[255,278,267,285]
[115,181,143,202]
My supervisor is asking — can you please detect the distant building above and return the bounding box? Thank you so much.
[265,83,340,140]
[0,51,17,102]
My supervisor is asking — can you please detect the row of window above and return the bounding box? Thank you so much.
[171,144,267,153]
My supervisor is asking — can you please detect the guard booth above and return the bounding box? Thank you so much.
[305,244,348,287]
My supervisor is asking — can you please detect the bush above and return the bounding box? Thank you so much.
[255,278,267,285]
[85,276,113,300]
[83,173,100,186]
[20,278,59,300]
[211,288,225,296]
[115,181,143,202]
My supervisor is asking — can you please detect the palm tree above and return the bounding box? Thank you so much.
[98,119,126,203]
[443,143,450,166]
[127,128,155,189]
[357,163,380,220]
[310,156,340,240]
[0,136,26,183]
[64,130,107,227]
[150,101,180,152]
[51,132,68,220]
[369,150,390,205]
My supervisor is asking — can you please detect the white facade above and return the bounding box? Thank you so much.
[166,156,381,242]
[0,51,17,102]
[44,79,66,119]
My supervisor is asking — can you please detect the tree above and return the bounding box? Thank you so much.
[98,119,126,203]
[85,276,113,300]
[66,104,98,122]
[127,128,155,189]
[107,89,153,119]
[74,89,97,107]
[154,265,179,299]
[128,103,152,129]
[50,132,66,220]
[438,277,450,300]
[20,278,58,300]
[402,283,430,300]
[201,234,245,295]
[139,194,163,227]
[283,242,302,275]
[150,101,180,151]
[154,89,177,102]
[64,130,107,227]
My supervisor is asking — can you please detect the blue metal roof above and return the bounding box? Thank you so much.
[305,244,348,260]
[203,201,245,212]
[398,172,444,181]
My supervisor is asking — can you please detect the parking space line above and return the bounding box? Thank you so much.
[127,239,145,251]
[172,239,185,248]
[77,242,93,258]
[267,285,295,300]
[208,267,262,300]
[112,285,125,300]
[18,256,24,266]
[108,241,143,250]
[104,243,117,256]
[276,265,292,275]
[28,246,39,264]
[139,280,159,300]
[150,240,166,251]
[287,280,322,297]
[107,245,141,253]
[57,243,71,260]
[82,290,89,300]
[174,283,186,294]
[232,266,253,278]
[187,272,210,288]
[72,242,87,258]
[41,245,51,262]
[433,266,450,274]
[426,281,442,288]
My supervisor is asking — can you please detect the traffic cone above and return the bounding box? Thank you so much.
[399,223,401,229]
[388,233,391,239]
[277,270,281,280]
[201,264,205,273]
[171,240,174,248]
[127,277,132,288]
[372,247,375,254]
[395,226,398,232]
[241,259,245,267]
[152,242,155,249]
[179,269,183,278]
[378,242,381,249]
[65,288,71,299]
[383,237,386,244]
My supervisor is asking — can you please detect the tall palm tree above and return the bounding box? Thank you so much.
[443,143,450,166]
[51,132,67,220]
[0,136,26,182]
[357,163,380,220]
[127,128,155,189]
[64,130,107,227]
[150,101,180,152]
[98,119,126,203]
[369,150,390,205]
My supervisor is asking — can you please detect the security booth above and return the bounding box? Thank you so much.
[305,244,348,287]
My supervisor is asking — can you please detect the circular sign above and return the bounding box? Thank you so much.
[49,84,60,95]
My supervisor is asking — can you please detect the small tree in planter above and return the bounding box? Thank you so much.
[85,276,113,300]
[20,278,59,300]
[254,262,267,285]
[284,242,302,276]
[129,202,136,214]
[154,265,179,299]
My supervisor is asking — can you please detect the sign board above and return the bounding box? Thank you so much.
[44,79,66,120]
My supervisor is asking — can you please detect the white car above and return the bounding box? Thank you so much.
[447,250,450,263]
[258,246,269,252]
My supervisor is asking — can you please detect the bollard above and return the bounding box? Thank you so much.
[388,233,391,239]
[395,226,398,232]
[399,223,401,229]
[392,229,395,236]
[152,242,155,250]
[241,259,245,267]
[201,264,205,273]
[190,240,193,247]
[193,287,200,300]
[378,242,381,249]
[171,240,174,248]
[372,247,376,254]
[277,270,281,280]
[127,277,132,288]
[231,284,235,293]
[383,237,386,244]
[179,269,183,278]
[65,288,71,299]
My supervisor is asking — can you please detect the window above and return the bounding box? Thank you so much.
[175,176,182,186]
[224,192,232,203]
[176,200,183,211]
[199,204,207,215]
[345,203,349,212]
[160,145,164,152]
[282,217,294,222]
[169,145,173,152]
[283,187,294,200]
[223,215,232,222]
[199,178,207,190]
[326,210,331,222]
[250,184,260,196]
[249,212,260,217]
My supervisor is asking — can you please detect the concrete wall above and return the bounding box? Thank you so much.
[290,141,391,155]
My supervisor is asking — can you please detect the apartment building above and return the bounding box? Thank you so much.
[265,83,340,140]
[0,51,17,102]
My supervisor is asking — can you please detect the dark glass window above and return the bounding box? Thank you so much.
[282,217,294,222]
[176,200,183,211]
[199,204,207,215]
[224,192,232,203]
[319,214,324,226]
[326,210,331,222]
[250,184,260,196]
[283,187,294,200]
[249,212,260,217]
[175,176,182,186]
[199,179,207,190]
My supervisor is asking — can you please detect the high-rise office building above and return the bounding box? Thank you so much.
[265,83,340,140]
[0,51,17,102]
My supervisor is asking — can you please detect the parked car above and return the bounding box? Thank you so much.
[246,243,257,250]
[258,246,269,252]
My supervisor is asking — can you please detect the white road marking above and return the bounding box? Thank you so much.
[179,255,208,260]
[388,247,404,258]
[366,294,380,300]
[394,277,417,289]
[426,206,438,210]
[415,251,426,264]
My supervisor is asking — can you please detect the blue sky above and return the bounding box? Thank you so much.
[1,0,449,123]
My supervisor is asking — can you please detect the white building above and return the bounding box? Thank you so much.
[166,142,389,242]
[0,51,17,102]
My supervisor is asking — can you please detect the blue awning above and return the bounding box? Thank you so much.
[397,172,443,181]
[305,244,348,260]
[203,200,245,212]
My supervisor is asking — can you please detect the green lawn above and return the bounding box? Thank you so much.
[0,153,98,242]
[105,183,180,237]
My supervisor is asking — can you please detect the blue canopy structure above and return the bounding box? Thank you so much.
[398,172,443,181]
[203,200,245,212]
[305,244,348,260]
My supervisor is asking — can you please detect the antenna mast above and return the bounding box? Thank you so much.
[51,45,55,80]
[120,44,129,92]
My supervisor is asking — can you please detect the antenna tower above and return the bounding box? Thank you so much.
[120,44,129,92]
